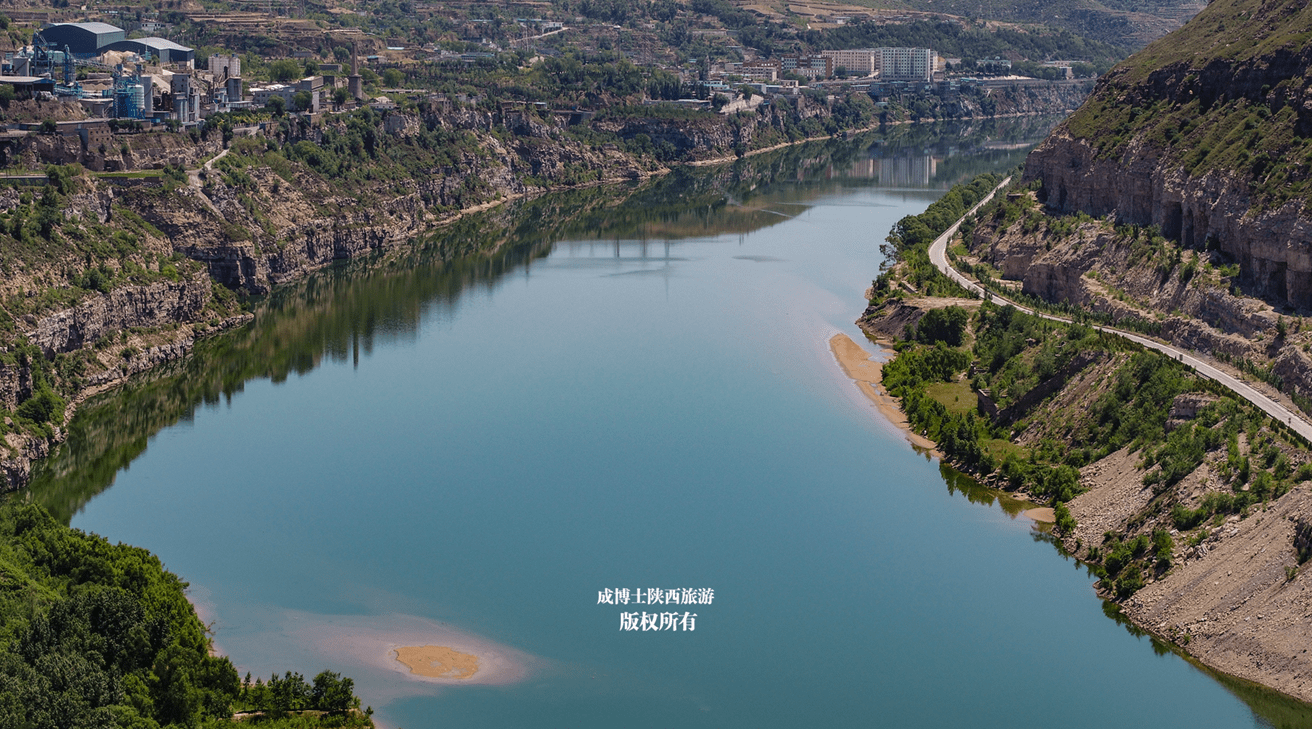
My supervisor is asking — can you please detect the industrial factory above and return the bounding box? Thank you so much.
[0,21,264,126]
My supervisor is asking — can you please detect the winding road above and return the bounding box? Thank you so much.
[925,177,1312,441]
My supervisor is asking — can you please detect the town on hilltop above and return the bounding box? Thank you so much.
[0,5,1108,142]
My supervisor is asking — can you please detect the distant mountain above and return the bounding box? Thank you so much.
[889,0,1205,49]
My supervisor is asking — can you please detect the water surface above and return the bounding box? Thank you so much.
[30,119,1299,728]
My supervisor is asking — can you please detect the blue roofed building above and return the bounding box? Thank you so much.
[37,22,126,57]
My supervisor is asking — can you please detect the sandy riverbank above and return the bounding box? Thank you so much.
[830,331,1059,525]
[829,332,937,451]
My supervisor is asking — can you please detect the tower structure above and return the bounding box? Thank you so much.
[348,41,364,100]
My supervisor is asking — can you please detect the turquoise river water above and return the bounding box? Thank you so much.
[28,119,1311,728]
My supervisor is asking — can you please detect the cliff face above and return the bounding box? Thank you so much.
[6,130,225,173]
[1027,130,1312,308]
[942,82,1093,119]
[29,278,212,356]
[968,193,1312,418]
[1024,0,1312,310]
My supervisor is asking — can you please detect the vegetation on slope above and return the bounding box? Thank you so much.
[1062,0,1312,207]
[870,170,1312,602]
[0,500,371,728]
[882,300,1308,597]
[869,171,1002,300]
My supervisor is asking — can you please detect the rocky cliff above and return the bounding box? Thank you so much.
[1024,0,1312,310]
[966,190,1312,424]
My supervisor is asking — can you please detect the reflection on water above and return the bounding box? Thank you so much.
[939,463,1032,518]
[28,116,1057,522]
[1099,602,1312,729]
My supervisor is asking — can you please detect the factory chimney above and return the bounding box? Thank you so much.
[348,41,363,100]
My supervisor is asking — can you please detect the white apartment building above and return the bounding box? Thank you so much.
[819,49,878,76]
[878,47,935,82]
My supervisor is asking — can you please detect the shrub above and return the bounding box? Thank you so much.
[915,305,969,347]
[1054,501,1077,534]
[15,387,64,424]
[1152,528,1173,566]
[1116,563,1145,597]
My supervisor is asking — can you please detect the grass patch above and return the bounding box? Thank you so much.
[926,379,977,415]
[982,437,1027,462]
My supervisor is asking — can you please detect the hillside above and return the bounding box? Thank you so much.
[885,0,1203,50]
[859,171,1312,712]
[999,0,1312,440]
[1028,0,1312,308]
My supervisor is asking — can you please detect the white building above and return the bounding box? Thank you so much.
[251,77,323,113]
[820,49,878,77]
[208,54,241,80]
[878,47,935,82]
[739,64,777,82]
[250,83,294,108]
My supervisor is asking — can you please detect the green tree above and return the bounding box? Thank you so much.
[151,643,203,726]
[915,306,969,346]
[269,58,303,83]
[15,387,64,424]
[312,671,357,713]
[268,672,313,716]
[266,95,287,115]
[293,90,312,112]
[381,68,404,87]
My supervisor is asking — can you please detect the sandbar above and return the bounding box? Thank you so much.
[829,332,938,451]
[394,645,479,680]
[1023,507,1056,523]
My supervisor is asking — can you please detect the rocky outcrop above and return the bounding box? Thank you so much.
[0,358,35,412]
[590,96,836,161]
[942,81,1093,119]
[857,297,932,340]
[1024,0,1312,310]
[1026,130,1312,309]
[1121,488,1312,704]
[1,427,52,494]
[977,214,1276,337]
[12,130,224,173]
[28,278,212,355]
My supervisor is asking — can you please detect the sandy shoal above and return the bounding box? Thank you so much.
[281,611,534,689]
[395,645,479,680]
[829,333,938,451]
[1023,507,1055,523]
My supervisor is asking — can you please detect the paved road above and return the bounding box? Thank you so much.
[925,178,1312,441]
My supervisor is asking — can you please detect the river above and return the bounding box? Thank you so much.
[27,118,1309,728]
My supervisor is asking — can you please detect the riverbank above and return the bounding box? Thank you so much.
[857,164,1312,709]
[2,112,1076,493]
[829,332,936,452]
[830,329,1065,526]
[860,291,1312,708]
